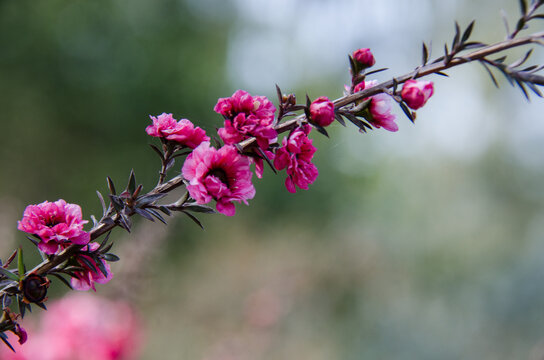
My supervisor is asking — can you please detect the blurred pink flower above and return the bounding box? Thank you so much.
[274,125,318,193]
[0,294,142,360]
[309,96,335,127]
[215,90,277,149]
[182,142,256,216]
[352,48,375,68]
[364,80,398,132]
[146,113,209,149]
[71,242,113,291]
[401,79,434,110]
[17,199,90,255]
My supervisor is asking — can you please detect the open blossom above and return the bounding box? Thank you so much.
[401,79,434,110]
[274,125,319,193]
[215,90,277,149]
[1,293,142,360]
[363,80,398,132]
[146,113,209,149]
[352,48,375,68]
[71,242,113,291]
[309,96,335,127]
[182,142,255,216]
[17,199,90,255]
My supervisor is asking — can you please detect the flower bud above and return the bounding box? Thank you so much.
[309,96,335,127]
[400,79,434,110]
[352,48,375,69]
[20,274,49,304]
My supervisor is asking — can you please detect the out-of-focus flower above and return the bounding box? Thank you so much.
[400,79,434,110]
[182,142,255,216]
[274,125,318,193]
[364,80,398,132]
[0,294,142,360]
[352,48,375,68]
[146,113,209,149]
[309,96,335,127]
[17,200,90,255]
[215,90,277,149]
[71,243,113,291]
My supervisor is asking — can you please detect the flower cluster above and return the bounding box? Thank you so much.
[215,90,277,149]
[274,125,319,193]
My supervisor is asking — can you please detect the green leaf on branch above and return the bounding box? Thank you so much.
[17,248,24,279]
[0,268,19,283]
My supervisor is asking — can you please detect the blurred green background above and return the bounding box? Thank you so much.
[2,0,544,359]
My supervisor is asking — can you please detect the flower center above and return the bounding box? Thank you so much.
[207,168,229,186]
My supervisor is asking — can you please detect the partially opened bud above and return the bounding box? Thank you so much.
[309,96,335,127]
[352,48,376,69]
[400,79,434,110]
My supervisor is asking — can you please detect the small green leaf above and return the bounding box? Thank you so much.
[17,248,24,279]
[106,176,117,195]
[49,273,73,290]
[103,253,120,262]
[182,211,204,229]
[0,268,19,282]
[461,20,475,43]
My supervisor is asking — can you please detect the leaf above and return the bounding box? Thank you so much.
[106,177,118,196]
[312,123,329,138]
[49,273,73,290]
[134,208,155,222]
[96,190,107,217]
[25,236,39,246]
[480,62,499,87]
[527,81,543,97]
[510,49,533,68]
[136,193,167,206]
[182,211,204,229]
[501,9,511,36]
[118,213,132,233]
[0,268,19,282]
[103,253,120,262]
[256,147,277,175]
[96,260,109,278]
[79,256,98,273]
[435,71,449,77]
[182,203,216,214]
[461,20,475,43]
[452,21,461,50]
[35,302,47,311]
[276,84,283,104]
[97,231,112,252]
[2,294,11,308]
[158,206,172,216]
[422,42,429,65]
[149,143,164,159]
[0,333,15,353]
[146,208,167,225]
[520,0,528,15]
[365,67,388,76]
[17,248,24,279]
[399,102,415,123]
[335,113,346,127]
[127,169,136,194]
[515,79,530,99]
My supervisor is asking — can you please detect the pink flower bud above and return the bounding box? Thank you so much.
[309,96,335,127]
[400,79,434,110]
[352,48,375,68]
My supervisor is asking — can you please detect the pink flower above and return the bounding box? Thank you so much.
[309,96,335,127]
[401,79,434,110]
[71,242,113,291]
[17,200,90,255]
[182,142,256,216]
[146,113,209,149]
[352,48,376,68]
[215,90,277,149]
[364,80,398,132]
[252,150,275,179]
[1,294,142,360]
[353,82,365,93]
[274,125,319,193]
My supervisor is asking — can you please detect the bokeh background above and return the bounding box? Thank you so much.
[1,0,544,359]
